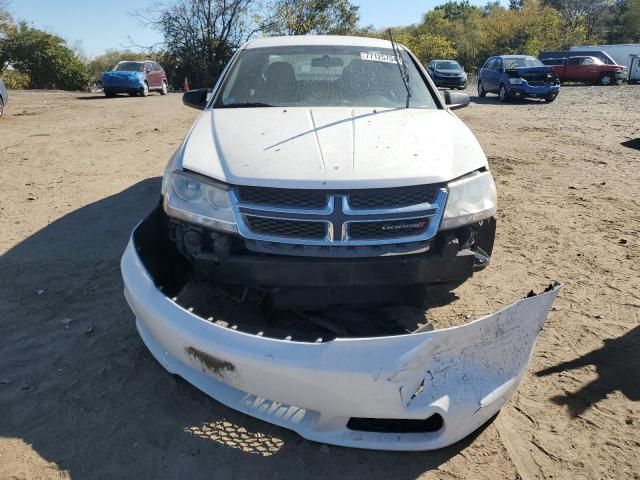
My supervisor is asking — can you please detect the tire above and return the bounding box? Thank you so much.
[160,80,168,95]
[0,96,4,117]
[477,81,486,97]
[599,73,615,86]
[499,84,509,102]
[104,89,115,98]
[140,82,149,97]
[545,95,557,103]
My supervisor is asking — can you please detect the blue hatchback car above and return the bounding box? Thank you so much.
[478,55,560,103]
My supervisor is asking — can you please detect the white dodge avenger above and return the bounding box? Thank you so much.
[121,35,559,451]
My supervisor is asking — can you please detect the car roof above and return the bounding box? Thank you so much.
[431,59,459,62]
[499,55,536,59]
[243,35,395,50]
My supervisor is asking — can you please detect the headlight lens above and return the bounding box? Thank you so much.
[163,171,237,233]
[440,171,497,230]
[508,77,523,85]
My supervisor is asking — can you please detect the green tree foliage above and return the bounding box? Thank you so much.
[266,0,359,35]
[621,0,640,40]
[0,22,89,90]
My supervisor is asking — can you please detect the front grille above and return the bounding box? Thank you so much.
[244,216,326,240]
[236,186,327,209]
[234,184,447,253]
[527,80,546,86]
[348,185,439,210]
[349,218,430,240]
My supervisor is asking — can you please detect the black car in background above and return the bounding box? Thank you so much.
[426,59,467,89]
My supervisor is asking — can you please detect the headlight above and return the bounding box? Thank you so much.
[508,78,523,85]
[163,171,237,233]
[440,171,497,230]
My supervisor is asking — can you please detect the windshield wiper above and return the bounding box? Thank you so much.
[388,30,411,108]
[218,102,274,108]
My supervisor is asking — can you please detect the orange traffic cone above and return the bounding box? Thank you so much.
[183,77,189,92]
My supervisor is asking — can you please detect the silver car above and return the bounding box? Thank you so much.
[0,79,8,118]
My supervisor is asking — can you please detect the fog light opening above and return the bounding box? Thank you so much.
[346,413,444,433]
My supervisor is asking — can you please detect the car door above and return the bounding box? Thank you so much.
[481,58,497,92]
[579,57,598,82]
[144,62,158,88]
[154,62,166,85]
[490,57,503,92]
[565,57,581,81]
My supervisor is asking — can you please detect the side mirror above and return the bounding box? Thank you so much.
[444,91,470,110]
[182,88,211,110]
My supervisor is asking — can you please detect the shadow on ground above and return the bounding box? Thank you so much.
[0,178,478,479]
[470,95,548,105]
[621,138,640,151]
[536,326,640,417]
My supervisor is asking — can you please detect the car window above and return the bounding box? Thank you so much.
[494,58,503,71]
[567,58,580,65]
[503,57,544,69]
[580,58,595,65]
[154,63,163,71]
[434,60,461,70]
[114,62,144,72]
[484,58,495,70]
[214,45,438,109]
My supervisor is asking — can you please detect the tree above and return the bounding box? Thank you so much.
[136,0,261,88]
[433,1,480,21]
[0,0,13,39]
[396,32,457,64]
[0,22,89,90]
[621,0,640,40]
[265,0,359,35]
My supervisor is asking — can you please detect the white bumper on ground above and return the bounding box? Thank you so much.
[121,239,559,451]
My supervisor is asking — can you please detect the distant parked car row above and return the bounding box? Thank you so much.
[102,60,168,97]
[428,48,634,105]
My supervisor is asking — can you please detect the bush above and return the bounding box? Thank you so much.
[1,70,30,89]
[0,22,89,90]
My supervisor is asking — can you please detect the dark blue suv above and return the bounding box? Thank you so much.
[478,55,560,103]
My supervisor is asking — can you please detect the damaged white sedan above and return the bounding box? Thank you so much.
[121,35,559,450]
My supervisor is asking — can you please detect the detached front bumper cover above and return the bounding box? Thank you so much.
[121,224,559,451]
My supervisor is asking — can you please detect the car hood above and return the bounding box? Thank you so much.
[179,107,487,189]
[507,66,553,75]
[103,71,143,78]
[434,69,464,75]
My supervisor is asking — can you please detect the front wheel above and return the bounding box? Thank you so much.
[104,89,115,98]
[599,73,616,86]
[545,95,557,103]
[160,80,168,95]
[140,82,149,97]
[499,84,509,102]
[477,81,486,97]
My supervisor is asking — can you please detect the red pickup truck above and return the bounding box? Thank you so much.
[543,56,625,85]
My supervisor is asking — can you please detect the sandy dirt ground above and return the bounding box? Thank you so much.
[0,86,638,479]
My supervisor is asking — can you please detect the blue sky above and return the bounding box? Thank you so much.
[9,0,502,58]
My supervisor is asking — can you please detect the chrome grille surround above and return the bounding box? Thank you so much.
[230,186,448,247]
